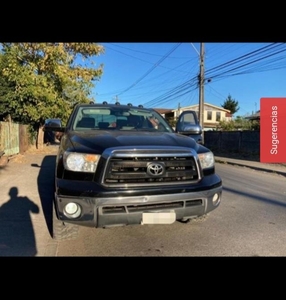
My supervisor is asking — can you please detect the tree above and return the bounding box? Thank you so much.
[221,94,240,115]
[0,54,17,121]
[0,43,104,148]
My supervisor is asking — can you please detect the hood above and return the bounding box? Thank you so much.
[64,130,200,153]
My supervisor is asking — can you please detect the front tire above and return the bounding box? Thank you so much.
[52,200,79,240]
[178,214,209,224]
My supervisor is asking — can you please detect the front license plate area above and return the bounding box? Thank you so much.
[141,211,176,224]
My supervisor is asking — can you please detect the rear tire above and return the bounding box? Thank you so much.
[52,200,79,240]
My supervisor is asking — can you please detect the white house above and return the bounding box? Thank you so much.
[155,103,232,130]
[172,103,232,130]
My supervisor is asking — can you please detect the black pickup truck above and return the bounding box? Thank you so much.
[44,102,222,240]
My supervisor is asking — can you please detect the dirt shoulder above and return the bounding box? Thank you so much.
[0,144,59,167]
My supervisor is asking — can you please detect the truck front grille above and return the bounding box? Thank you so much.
[103,152,200,187]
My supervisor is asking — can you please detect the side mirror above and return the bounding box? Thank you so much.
[44,119,64,132]
[175,110,203,144]
[175,110,202,134]
[179,124,202,134]
[44,119,64,143]
[45,119,61,128]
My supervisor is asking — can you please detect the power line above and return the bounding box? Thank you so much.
[116,43,182,96]
[142,43,286,108]
[108,43,191,59]
[96,43,286,110]
[205,43,285,80]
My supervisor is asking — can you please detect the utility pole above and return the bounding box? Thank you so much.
[178,102,181,117]
[198,42,205,144]
[113,95,119,103]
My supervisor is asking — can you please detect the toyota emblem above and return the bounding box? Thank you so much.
[147,163,164,176]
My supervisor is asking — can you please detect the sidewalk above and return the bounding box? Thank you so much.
[215,155,286,176]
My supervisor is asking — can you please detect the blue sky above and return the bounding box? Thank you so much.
[91,43,286,117]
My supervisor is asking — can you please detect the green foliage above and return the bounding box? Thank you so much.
[0,43,104,127]
[218,120,235,131]
[0,54,17,120]
[221,94,240,114]
[251,120,260,131]
[218,118,259,131]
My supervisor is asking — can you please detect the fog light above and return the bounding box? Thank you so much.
[212,193,220,206]
[64,202,81,219]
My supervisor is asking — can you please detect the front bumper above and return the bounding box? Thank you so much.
[55,176,222,228]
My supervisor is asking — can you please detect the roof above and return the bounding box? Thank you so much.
[173,102,231,113]
[245,111,260,120]
[154,108,173,115]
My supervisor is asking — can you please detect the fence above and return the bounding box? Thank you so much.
[204,130,260,154]
[0,121,31,157]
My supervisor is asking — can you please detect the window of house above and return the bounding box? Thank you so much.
[207,111,212,120]
[216,112,221,122]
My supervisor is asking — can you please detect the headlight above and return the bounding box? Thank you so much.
[64,152,100,173]
[198,151,214,169]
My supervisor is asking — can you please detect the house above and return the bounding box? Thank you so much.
[244,111,260,121]
[172,103,232,130]
[153,108,174,119]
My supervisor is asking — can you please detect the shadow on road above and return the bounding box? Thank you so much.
[33,155,57,239]
[223,186,286,208]
[0,187,39,256]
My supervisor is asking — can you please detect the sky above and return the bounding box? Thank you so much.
[90,43,286,117]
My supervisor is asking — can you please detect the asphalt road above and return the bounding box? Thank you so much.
[55,163,286,256]
[1,146,286,256]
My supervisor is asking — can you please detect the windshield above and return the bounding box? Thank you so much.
[72,105,174,132]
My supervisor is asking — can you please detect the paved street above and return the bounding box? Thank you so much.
[0,145,285,256]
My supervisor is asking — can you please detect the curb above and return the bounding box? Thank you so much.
[215,158,286,177]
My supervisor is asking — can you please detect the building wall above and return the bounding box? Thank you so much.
[205,109,231,123]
